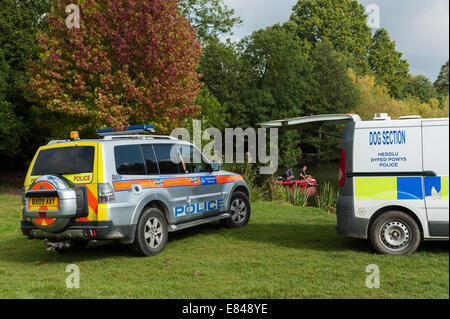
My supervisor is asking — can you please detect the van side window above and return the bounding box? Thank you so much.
[114,145,146,175]
[141,145,159,175]
[153,144,181,174]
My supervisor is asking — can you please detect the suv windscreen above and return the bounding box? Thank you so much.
[32,146,95,175]
[177,145,210,173]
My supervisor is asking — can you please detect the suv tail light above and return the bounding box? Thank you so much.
[338,148,346,187]
[98,183,116,203]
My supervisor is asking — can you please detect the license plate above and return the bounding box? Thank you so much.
[28,197,59,211]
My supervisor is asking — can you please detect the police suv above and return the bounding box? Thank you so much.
[21,125,251,256]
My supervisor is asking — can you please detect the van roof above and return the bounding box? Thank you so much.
[356,117,448,129]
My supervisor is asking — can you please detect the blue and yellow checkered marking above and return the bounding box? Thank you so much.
[355,176,448,200]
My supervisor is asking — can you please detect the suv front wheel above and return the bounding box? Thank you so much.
[132,207,168,257]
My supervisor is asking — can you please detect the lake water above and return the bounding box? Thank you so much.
[277,161,340,187]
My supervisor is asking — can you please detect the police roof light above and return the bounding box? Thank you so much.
[70,131,80,140]
[96,125,156,137]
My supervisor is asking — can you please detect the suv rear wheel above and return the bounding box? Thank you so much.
[370,210,421,255]
[132,207,168,257]
[221,191,251,228]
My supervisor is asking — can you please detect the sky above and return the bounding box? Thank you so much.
[223,0,449,82]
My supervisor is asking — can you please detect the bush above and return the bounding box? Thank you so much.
[259,176,287,202]
[285,187,310,207]
[315,182,338,214]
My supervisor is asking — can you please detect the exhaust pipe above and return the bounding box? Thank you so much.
[44,239,72,252]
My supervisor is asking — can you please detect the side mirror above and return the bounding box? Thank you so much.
[210,162,221,172]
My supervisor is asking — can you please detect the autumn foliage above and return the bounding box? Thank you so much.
[27,0,202,133]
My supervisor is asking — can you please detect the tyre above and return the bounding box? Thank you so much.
[221,191,251,228]
[132,207,168,257]
[370,210,421,255]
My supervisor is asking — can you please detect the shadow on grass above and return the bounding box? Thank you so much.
[1,220,448,263]
[0,238,135,264]
[157,221,449,254]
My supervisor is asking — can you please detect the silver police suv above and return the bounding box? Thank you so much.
[21,125,251,256]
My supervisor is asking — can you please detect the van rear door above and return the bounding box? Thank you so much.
[258,114,361,129]
[259,114,361,191]
[422,119,449,237]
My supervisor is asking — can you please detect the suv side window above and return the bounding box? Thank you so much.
[141,144,159,175]
[177,144,210,174]
[153,144,181,175]
[114,145,146,175]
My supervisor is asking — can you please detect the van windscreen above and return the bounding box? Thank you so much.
[31,146,95,175]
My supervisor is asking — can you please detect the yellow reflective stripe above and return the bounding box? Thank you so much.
[98,143,104,183]
[355,177,397,200]
[441,176,449,200]
[98,204,108,221]
[24,151,39,188]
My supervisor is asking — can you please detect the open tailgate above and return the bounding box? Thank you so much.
[258,114,361,128]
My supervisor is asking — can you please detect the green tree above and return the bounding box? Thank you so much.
[0,0,52,165]
[179,0,242,42]
[286,0,372,73]
[402,74,438,103]
[306,41,359,161]
[240,26,319,166]
[310,41,359,114]
[194,87,229,130]
[241,26,318,123]
[198,39,250,127]
[0,51,23,157]
[368,28,409,98]
[434,60,449,97]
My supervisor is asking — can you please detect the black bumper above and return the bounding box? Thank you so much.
[336,196,369,239]
[21,220,118,240]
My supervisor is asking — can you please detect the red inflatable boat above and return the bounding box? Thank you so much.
[278,177,318,197]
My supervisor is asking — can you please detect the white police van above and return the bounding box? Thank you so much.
[21,125,251,256]
[260,114,449,255]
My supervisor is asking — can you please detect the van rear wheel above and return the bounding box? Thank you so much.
[132,207,168,257]
[370,211,421,255]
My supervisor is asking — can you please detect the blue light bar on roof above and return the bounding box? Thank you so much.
[97,124,156,136]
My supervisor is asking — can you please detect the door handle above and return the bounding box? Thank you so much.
[154,180,164,186]
[190,178,199,184]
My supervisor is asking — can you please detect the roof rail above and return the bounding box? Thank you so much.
[399,115,421,120]
[102,135,179,141]
[47,140,70,145]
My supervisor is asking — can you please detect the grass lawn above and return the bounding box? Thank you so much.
[0,188,448,299]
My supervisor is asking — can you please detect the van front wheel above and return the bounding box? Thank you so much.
[370,211,421,255]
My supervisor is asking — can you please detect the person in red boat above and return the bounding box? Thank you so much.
[283,168,295,181]
[299,165,310,180]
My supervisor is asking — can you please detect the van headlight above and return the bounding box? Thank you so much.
[98,183,116,203]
